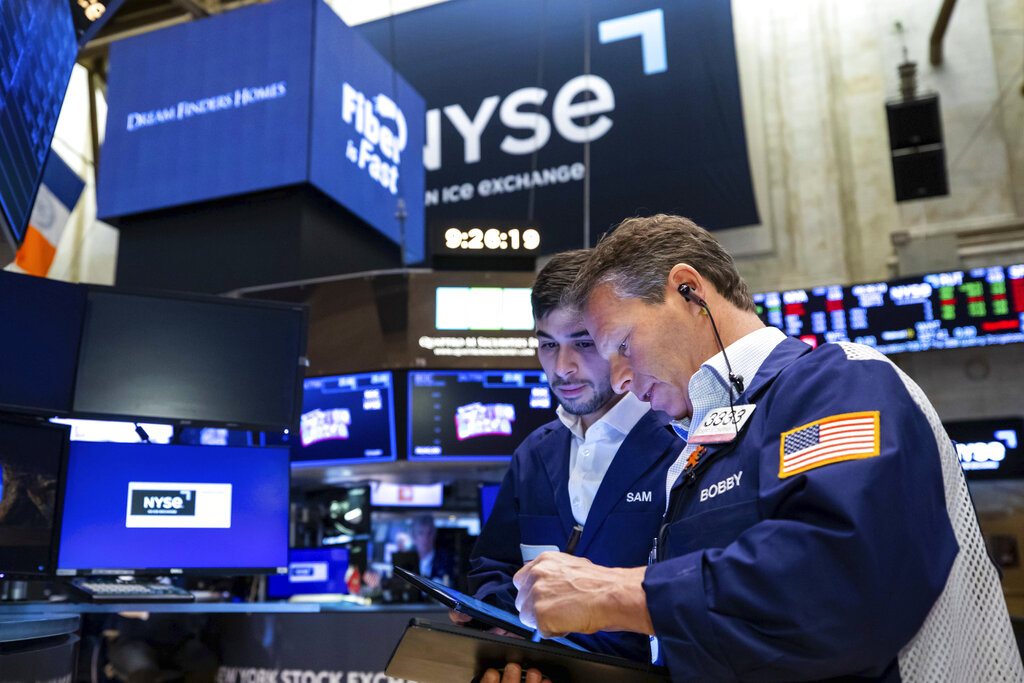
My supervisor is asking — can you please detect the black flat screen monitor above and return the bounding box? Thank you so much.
[0,0,78,246]
[945,417,1024,481]
[57,442,289,576]
[294,372,397,465]
[0,271,86,415]
[72,288,307,430]
[0,417,69,577]
[408,370,555,460]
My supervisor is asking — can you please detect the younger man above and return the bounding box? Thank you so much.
[463,249,684,660]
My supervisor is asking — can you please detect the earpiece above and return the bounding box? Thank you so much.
[677,283,707,308]
[677,282,745,395]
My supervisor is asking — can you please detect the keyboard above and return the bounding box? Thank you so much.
[69,578,195,603]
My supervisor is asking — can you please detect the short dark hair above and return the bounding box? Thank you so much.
[531,249,592,320]
[566,214,755,312]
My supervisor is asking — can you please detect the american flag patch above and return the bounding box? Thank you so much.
[779,412,880,478]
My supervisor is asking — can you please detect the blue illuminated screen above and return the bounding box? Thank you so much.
[97,0,425,262]
[755,265,1024,354]
[295,372,397,464]
[0,0,77,244]
[97,0,312,219]
[408,370,555,460]
[266,548,349,598]
[57,442,289,574]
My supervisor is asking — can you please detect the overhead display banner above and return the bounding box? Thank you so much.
[98,0,425,262]
[359,0,759,261]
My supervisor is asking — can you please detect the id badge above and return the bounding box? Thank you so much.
[688,404,757,444]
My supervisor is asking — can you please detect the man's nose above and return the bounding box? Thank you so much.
[609,355,632,394]
[555,347,578,378]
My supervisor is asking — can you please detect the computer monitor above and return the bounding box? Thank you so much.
[266,548,350,598]
[369,511,477,589]
[57,442,289,576]
[0,271,86,416]
[72,287,307,430]
[176,427,253,448]
[0,417,69,577]
[51,418,174,445]
[370,482,443,508]
[294,372,397,465]
[479,483,501,526]
[946,417,1024,481]
[752,265,1024,354]
[369,512,419,570]
[407,370,556,460]
[70,0,127,45]
[305,485,371,547]
[0,0,78,247]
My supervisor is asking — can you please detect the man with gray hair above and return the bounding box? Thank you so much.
[499,214,1021,682]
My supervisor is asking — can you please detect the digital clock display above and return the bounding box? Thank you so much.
[443,227,541,252]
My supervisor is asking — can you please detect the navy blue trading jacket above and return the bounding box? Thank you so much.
[469,408,684,661]
[645,338,966,681]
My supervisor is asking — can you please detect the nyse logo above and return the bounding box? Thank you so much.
[125,482,232,529]
[130,489,196,516]
[626,490,652,503]
[422,10,667,172]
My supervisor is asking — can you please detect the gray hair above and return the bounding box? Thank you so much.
[565,214,755,312]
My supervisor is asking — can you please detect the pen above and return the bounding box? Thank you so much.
[565,523,584,556]
[531,523,585,642]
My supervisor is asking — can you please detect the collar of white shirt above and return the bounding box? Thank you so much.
[669,326,788,439]
[556,390,649,440]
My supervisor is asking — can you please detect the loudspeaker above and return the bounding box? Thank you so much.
[885,94,949,202]
[886,95,943,149]
[892,148,949,201]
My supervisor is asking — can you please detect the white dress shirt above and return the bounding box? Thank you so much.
[665,326,788,506]
[557,391,650,525]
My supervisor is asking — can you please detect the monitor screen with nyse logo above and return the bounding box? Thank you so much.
[57,442,289,576]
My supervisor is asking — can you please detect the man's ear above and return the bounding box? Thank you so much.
[665,264,704,309]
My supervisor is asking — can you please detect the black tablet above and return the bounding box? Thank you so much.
[392,566,586,651]
[386,618,671,683]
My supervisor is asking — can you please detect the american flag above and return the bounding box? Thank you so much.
[779,412,880,478]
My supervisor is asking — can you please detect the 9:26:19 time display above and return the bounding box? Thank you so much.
[444,227,540,251]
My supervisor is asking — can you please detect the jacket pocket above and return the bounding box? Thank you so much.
[663,499,760,556]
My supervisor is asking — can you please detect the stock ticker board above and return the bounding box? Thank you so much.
[754,265,1024,355]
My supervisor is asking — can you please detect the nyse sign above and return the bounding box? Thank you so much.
[425,73,616,172]
[360,0,759,261]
